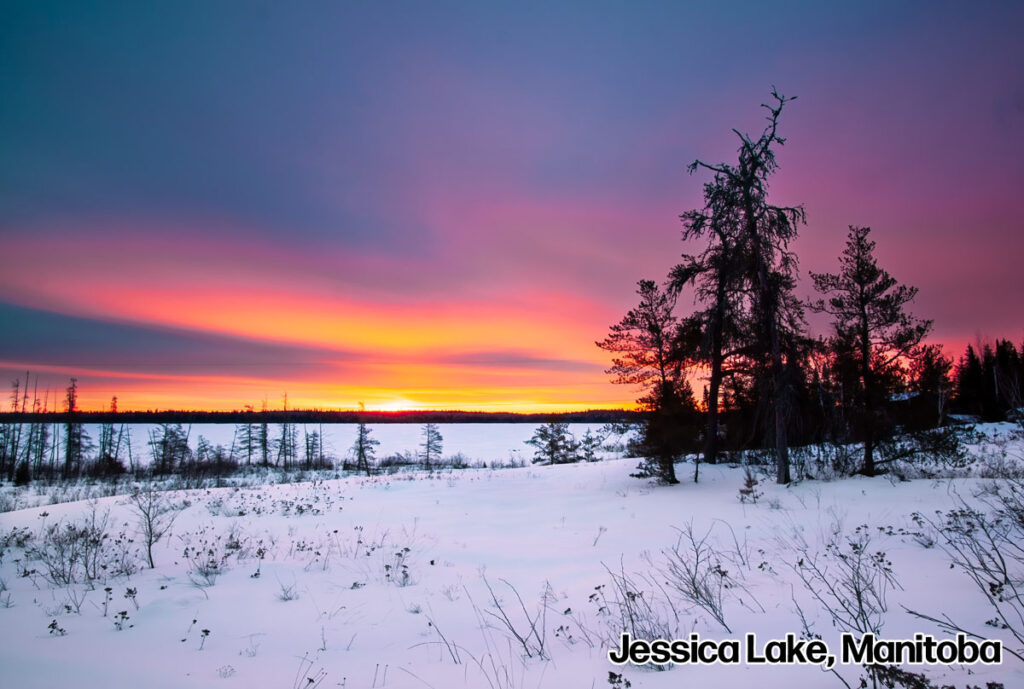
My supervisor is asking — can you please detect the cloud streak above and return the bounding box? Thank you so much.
[1,2,1022,409]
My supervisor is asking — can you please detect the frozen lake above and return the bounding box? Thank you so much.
[71,422,627,466]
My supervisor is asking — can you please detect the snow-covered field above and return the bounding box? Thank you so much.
[2,425,1023,688]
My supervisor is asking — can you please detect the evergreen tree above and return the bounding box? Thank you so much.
[810,225,931,475]
[258,399,269,466]
[420,423,443,470]
[687,89,806,484]
[148,423,191,475]
[992,340,1022,418]
[911,344,953,427]
[672,159,749,470]
[63,378,83,478]
[953,345,985,417]
[96,396,126,477]
[275,394,298,468]
[351,422,378,476]
[597,280,681,407]
[980,345,1002,421]
[303,426,325,468]
[634,381,699,481]
[597,279,688,483]
[577,428,603,462]
[525,422,579,465]
[234,408,257,467]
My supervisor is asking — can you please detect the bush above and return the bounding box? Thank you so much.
[28,505,139,585]
[906,479,1024,663]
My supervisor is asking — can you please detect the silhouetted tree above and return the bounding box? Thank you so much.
[633,380,699,482]
[351,421,378,476]
[64,378,83,478]
[597,280,681,406]
[810,225,931,475]
[688,89,806,484]
[420,423,443,470]
[911,344,954,427]
[671,194,747,471]
[258,399,270,466]
[992,340,1023,418]
[234,407,257,466]
[303,426,326,469]
[95,396,126,477]
[149,423,191,475]
[597,279,688,483]
[275,394,298,467]
[953,345,985,417]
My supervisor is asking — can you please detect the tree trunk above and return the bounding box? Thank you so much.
[703,284,726,472]
[859,322,876,476]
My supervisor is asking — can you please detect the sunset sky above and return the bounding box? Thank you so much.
[1,1,1022,411]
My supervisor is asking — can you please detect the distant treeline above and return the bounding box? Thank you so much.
[0,408,640,425]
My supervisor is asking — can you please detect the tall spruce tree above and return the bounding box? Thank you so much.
[672,169,748,473]
[953,345,985,417]
[810,225,931,475]
[911,344,954,427]
[420,423,443,470]
[351,421,378,476]
[687,89,806,484]
[63,378,82,478]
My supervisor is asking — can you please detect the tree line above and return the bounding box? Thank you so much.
[0,407,636,425]
[0,384,618,483]
[598,89,1023,485]
[0,379,636,484]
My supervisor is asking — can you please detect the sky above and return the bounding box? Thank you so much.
[1,1,1022,412]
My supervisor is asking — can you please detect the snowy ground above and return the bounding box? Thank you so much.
[1,425,1023,688]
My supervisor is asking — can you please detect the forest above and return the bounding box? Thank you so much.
[597,89,1023,486]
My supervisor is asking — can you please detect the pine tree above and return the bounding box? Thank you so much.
[634,380,698,481]
[911,344,953,426]
[351,422,378,476]
[525,422,579,465]
[149,423,191,475]
[303,427,326,469]
[577,429,603,462]
[234,407,257,467]
[597,279,687,483]
[810,225,931,475]
[96,396,125,477]
[258,400,269,467]
[63,378,82,478]
[953,345,985,417]
[420,423,443,470]
[672,161,749,471]
[275,394,298,468]
[687,89,806,484]
[992,340,1022,419]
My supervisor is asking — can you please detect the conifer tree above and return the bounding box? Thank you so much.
[687,88,806,484]
[810,225,931,475]
[912,344,953,426]
[525,422,579,465]
[420,423,443,470]
[953,345,985,417]
[64,378,82,478]
[597,279,689,483]
[351,422,378,476]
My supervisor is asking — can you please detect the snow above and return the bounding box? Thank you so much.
[1,424,1022,688]
[73,422,619,468]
